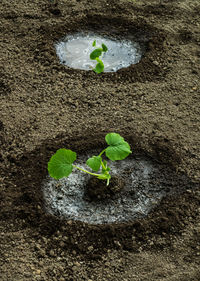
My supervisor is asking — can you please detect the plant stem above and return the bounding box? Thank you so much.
[73,165,100,177]
[98,148,106,157]
[100,160,106,170]
[98,149,107,170]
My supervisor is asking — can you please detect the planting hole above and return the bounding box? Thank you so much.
[55,33,143,72]
[43,151,191,224]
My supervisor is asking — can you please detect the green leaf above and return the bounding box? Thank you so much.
[105,133,132,161]
[102,43,108,52]
[105,132,125,146]
[86,156,102,172]
[93,61,104,73]
[106,142,131,161]
[105,166,111,172]
[102,160,110,172]
[48,149,76,179]
[90,49,102,60]
[92,40,96,47]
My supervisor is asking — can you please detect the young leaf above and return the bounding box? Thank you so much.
[86,156,102,172]
[90,49,102,60]
[105,133,132,161]
[102,43,108,52]
[92,40,96,47]
[105,132,125,146]
[104,166,111,172]
[93,61,104,73]
[48,149,76,179]
[101,160,110,172]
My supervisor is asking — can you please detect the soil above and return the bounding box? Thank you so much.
[84,176,124,201]
[0,0,200,280]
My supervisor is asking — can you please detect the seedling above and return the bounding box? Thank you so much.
[48,133,132,186]
[90,40,108,74]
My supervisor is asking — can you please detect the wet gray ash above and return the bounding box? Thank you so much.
[42,152,193,224]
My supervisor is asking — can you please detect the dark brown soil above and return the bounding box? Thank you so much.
[84,176,124,201]
[0,0,200,280]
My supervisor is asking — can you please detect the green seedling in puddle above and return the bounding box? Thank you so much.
[48,133,132,186]
[90,40,108,73]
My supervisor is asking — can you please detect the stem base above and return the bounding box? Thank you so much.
[84,176,124,202]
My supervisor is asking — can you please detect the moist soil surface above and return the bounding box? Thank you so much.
[85,176,125,201]
[0,0,200,280]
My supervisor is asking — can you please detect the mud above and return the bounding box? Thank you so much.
[0,0,200,280]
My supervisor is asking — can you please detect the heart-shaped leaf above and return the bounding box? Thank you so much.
[48,149,76,179]
[105,133,132,161]
[93,61,104,73]
[90,48,102,60]
[86,156,102,172]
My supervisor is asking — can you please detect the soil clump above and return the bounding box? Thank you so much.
[85,176,124,201]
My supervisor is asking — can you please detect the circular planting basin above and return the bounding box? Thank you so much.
[43,150,192,225]
[55,33,143,72]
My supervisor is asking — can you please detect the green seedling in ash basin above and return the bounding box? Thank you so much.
[48,133,132,186]
[90,40,108,73]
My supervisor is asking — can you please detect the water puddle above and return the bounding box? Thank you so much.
[55,33,143,72]
[42,151,190,224]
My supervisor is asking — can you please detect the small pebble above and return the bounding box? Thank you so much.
[49,249,55,256]
[59,241,65,247]
[36,269,41,275]
[87,246,94,252]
